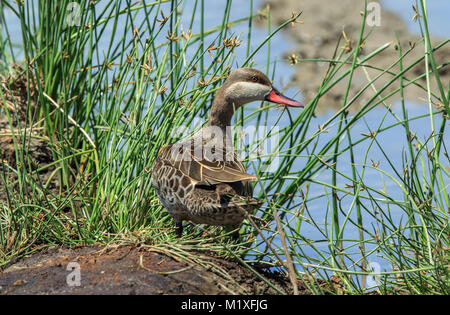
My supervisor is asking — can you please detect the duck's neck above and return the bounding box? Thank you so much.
[206,87,234,130]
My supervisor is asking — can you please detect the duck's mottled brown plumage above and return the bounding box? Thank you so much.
[152,68,302,236]
[152,140,262,233]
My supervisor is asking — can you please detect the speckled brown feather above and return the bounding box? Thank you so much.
[152,144,261,226]
[151,68,280,235]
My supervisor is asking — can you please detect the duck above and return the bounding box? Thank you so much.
[152,68,303,237]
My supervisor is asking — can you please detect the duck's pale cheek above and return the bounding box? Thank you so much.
[225,82,271,105]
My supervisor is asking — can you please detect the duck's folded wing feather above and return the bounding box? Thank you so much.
[158,143,257,186]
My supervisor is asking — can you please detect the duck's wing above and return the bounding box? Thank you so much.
[157,142,257,186]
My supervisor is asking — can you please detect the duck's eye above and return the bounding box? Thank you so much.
[251,76,258,82]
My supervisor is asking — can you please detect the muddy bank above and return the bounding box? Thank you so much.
[0,245,318,295]
[261,0,450,112]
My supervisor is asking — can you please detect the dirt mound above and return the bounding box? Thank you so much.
[0,245,313,295]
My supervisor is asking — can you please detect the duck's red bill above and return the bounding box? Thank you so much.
[265,89,304,107]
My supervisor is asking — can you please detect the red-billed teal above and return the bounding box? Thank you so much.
[152,68,303,237]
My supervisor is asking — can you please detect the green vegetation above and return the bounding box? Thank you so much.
[0,0,448,294]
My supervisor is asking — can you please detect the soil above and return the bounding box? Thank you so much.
[260,0,450,112]
[0,245,320,295]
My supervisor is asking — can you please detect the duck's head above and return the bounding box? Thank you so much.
[221,68,304,108]
[208,68,303,128]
